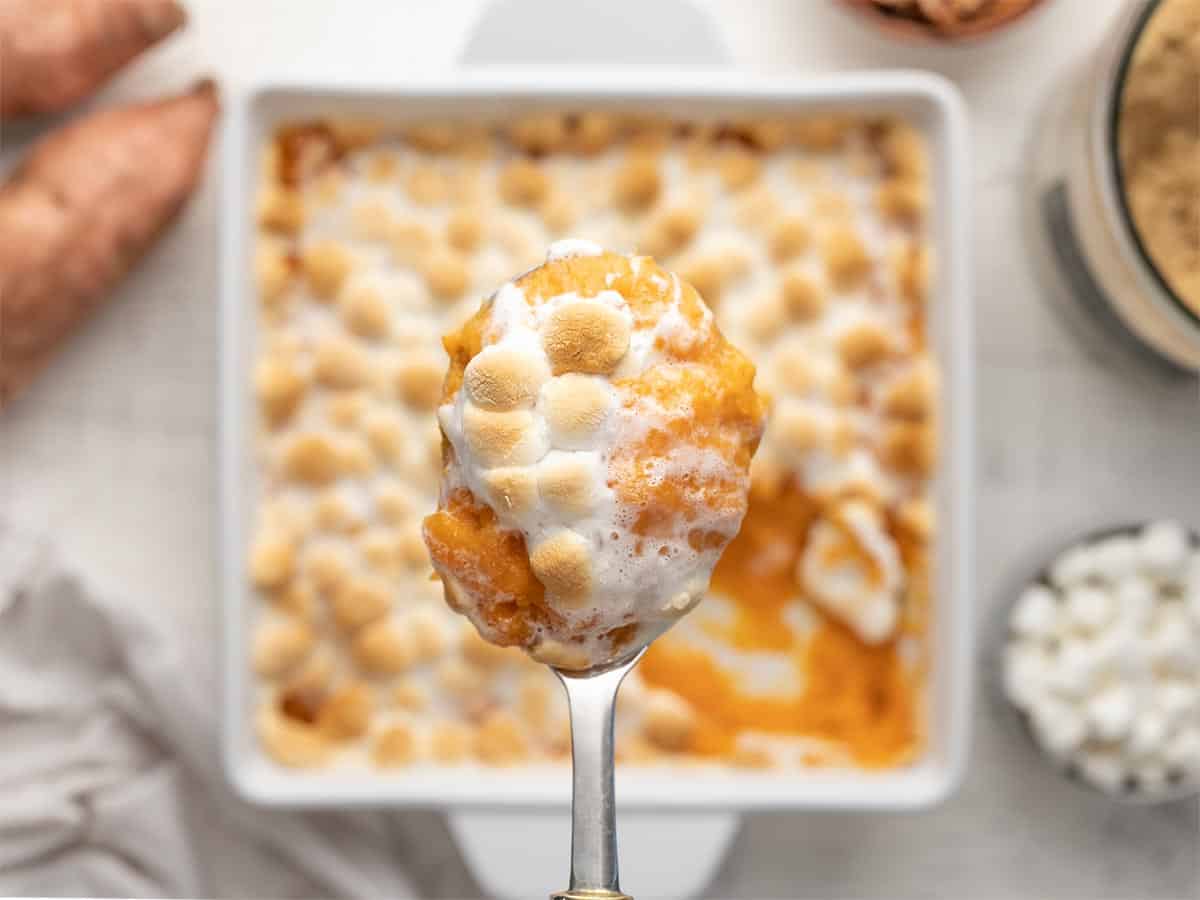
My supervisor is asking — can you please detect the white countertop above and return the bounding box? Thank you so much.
[2,0,1197,896]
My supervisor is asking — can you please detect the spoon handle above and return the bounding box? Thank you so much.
[552,652,643,900]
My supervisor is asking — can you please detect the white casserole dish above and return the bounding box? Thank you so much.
[219,57,973,900]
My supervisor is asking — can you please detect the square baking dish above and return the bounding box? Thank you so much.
[219,70,973,816]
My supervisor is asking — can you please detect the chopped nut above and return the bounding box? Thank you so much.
[350,198,397,242]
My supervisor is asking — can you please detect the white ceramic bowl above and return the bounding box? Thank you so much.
[218,62,974,900]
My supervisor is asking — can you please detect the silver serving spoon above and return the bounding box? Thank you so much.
[549,647,648,900]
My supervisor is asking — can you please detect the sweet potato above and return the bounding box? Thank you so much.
[0,80,219,407]
[0,0,187,119]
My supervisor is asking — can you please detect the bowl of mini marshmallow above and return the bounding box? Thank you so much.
[999,520,1200,802]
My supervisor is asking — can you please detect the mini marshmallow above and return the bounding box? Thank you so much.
[1161,726,1200,772]
[799,501,902,644]
[1114,576,1157,630]
[1128,710,1170,759]
[537,451,601,519]
[1003,642,1052,711]
[542,299,632,375]
[462,405,548,468]
[1076,747,1127,794]
[1011,584,1060,640]
[1064,585,1115,634]
[529,530,593,607]
[1138,520,1191,578]
[1086,684,1136,742]
[1050,545,1095,590]
[541,374,614,450]
[1153,679,1197,724]
[1046,638,1099,699]
[1146,608,1198,674]
[464,345,550,411]
[482,466,539,519]
[1030,696,1088,759]
[1089,536,1139,583]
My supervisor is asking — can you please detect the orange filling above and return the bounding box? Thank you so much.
[423,488,551,645]
[639,481,922,768]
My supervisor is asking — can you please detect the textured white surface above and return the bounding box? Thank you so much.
[2,0,1197,898]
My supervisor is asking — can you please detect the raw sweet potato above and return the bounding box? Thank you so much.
[0,0,187,119]
[0,80,219,407]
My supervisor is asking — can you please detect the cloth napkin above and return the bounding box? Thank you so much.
[0,520,468,898]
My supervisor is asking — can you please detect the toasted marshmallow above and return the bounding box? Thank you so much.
[542,299,632,375]
[482,466,539,519]
[464,345,550,411]
[530,530,593,608]
[537,451,602,518]
[799,501,903,644]
[542,374,615,450]
[461,405,548,469]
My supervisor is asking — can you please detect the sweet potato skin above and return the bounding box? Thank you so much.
[0,80,219,407]
[0,0,186,119]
